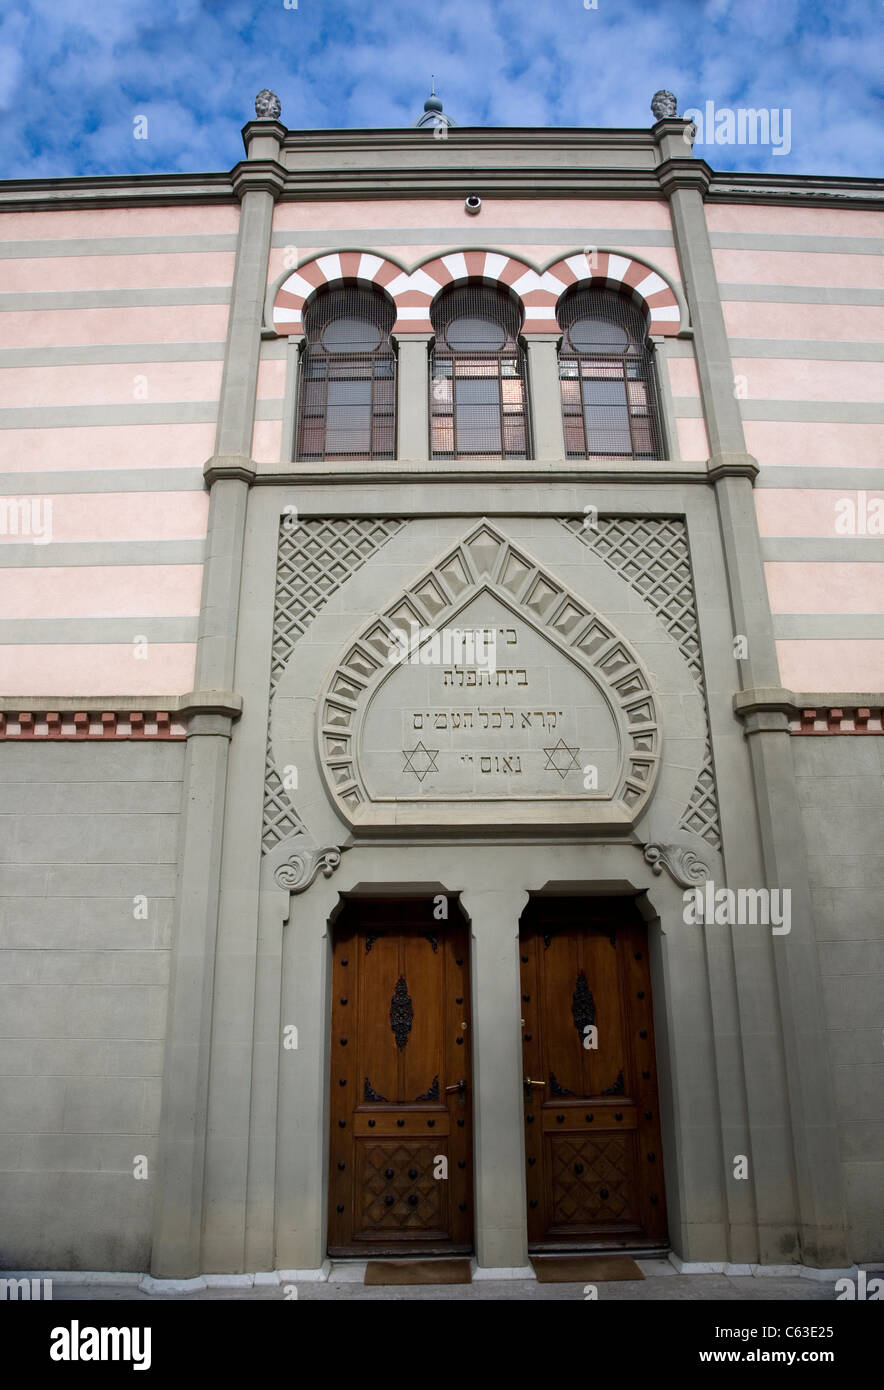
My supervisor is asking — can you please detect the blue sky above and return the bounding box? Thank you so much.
[1,0,881,179]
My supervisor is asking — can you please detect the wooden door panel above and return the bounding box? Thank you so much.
[355,1139,450,1242]
[548,1133,639,1231]
[521,898,667,1250]
[328,899,473,1256]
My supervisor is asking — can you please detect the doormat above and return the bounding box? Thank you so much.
[532,1255,644,1283]
[364,1259,472,1285]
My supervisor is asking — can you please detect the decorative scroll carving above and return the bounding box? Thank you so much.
[415,1075,439,1102]
[365,933,384,953]
[390,977,414,1051]
[643,842,710,888]
[602,1070,625,1096]
[550,1073,575,1098]
[364,1077,388,1103]
[421,933,439,953]
[571,971,596,1037]
[274,844,343,894]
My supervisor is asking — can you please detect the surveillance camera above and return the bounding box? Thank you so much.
[465,194,482,215]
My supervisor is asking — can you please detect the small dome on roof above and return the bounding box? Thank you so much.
[413,79,457,130]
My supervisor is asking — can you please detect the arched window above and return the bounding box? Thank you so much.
[429,284,529,459]
[296,285,395,460]
[558,287,663,459]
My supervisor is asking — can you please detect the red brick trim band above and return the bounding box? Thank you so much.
[790,707,883,735]
[0,711,185,739]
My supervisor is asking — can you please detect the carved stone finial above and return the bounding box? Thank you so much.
[255,89,281,121]
[651,90,678,121]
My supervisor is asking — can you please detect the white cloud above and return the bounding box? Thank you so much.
[0,0,879,177]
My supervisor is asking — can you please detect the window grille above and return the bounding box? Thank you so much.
[296,284,396,461]
[558,288,664,460]
[429,284,529,459]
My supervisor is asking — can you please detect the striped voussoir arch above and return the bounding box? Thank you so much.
[270,249,681,337]
[543,251,681,335]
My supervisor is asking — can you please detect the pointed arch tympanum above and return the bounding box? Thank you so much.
[317,521,661,833]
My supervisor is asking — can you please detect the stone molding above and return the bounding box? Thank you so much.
[1,152,878,214]
[734,688,884,735]
[230,160,286,202]
[203,453,257,484]
[0,690,242,740]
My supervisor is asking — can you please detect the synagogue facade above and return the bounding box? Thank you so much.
[0,90,881,1278]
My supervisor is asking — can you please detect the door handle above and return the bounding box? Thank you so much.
[444,1079,466,1094]
[524,1077,546,1089]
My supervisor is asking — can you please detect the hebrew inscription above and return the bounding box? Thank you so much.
[361,594,619,799]
[318,521,660,832]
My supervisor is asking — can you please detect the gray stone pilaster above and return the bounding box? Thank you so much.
[393,332,433,461]
[459,888,531,1273]
[522,334,565,461]
[280,336,303,464]
[150,119,285,1278]
[659,154,848,1265]
[650,336,681,461]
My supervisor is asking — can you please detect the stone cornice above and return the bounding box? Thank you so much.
[0,172,235,212]
[0,137,877,211]
[708,172,884,209]
[273,168,670,201]
[0,691,242,715]
[279,125,664,154]
[252,459,713,486]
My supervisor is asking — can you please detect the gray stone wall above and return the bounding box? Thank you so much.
[0,741,184,1271]
[793,735,884,1262]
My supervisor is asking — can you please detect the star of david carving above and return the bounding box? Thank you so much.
[544,739,581,779]
[402,741,439,782]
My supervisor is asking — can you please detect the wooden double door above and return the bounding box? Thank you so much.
[328,899,473,1256]
[520,897,668,1250]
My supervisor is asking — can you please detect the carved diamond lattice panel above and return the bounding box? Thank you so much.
[359,1141,445,1232]
[559,516,721,848]
[550,1136,637,1226]
[681,737,721,849]
[262,518,406,852]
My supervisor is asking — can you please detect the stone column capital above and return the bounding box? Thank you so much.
[391,331,435,343]
[520,332,562,348]
[657,158,713,199]
[240,119,287,160]
[706,451,760,483]
[230,159,286,202]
